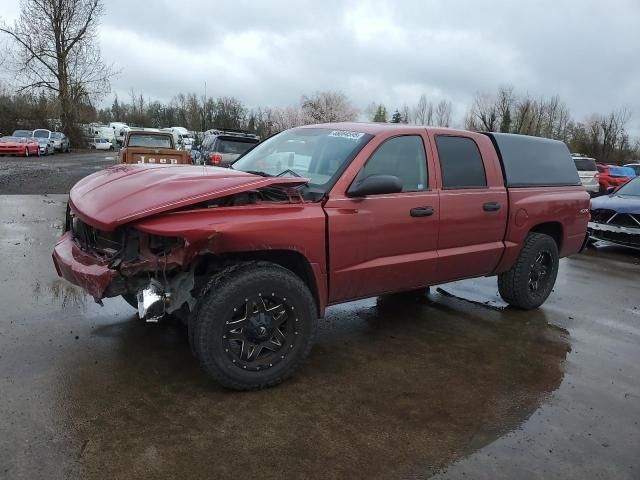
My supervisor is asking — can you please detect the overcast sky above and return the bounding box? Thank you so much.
[2,0,639,133]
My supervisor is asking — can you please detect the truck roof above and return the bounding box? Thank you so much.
[302,122,469,136]
[303,123,580,188]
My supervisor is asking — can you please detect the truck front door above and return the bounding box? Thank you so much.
[324,133,439,303]
[429,132,508,283]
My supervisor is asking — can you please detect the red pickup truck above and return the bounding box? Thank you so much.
[53,123,589,390]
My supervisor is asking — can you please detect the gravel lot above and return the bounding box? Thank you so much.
[0,151,116,194]
[0,158,639,479]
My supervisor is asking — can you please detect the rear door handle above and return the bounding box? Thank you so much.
[483,202,501,212]
[410,206,434,217]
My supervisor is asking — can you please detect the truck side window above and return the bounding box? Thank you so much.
[436,136,487,189]
[356,135,427,192]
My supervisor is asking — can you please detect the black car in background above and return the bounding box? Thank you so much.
[196,129,260,167]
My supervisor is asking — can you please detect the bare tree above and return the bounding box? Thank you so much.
[270,106,304,132]
[400,104,411,124]
[469,92,499,131]
[365,101,378,121]
[301,91,357,123]
[434,100,452,127]
[413,94,432,125]
[0,0,115,139]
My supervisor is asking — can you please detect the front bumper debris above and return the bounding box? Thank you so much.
[52,231,115,299]
[137,279,166,322]
[587,221,640,249]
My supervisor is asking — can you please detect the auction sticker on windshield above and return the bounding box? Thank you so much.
[328,130,365,141]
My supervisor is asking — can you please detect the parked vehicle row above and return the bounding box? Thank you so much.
[0,128,71,156]
[0,136,40,157]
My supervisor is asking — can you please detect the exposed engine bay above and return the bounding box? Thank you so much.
[64,184,312,322]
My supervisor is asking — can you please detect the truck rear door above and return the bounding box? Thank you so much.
[428,131,508,283]
[324,131,439,303]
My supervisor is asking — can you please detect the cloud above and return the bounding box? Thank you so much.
[2,0,639,134]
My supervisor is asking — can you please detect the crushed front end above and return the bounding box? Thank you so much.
[53,203,197,321]
[588,209,640,249]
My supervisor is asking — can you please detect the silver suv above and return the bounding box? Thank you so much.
[572,154,599,195]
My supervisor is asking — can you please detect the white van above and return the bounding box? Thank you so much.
[109,122,128,146]
[161,127,195,151]
[87,125,116,147]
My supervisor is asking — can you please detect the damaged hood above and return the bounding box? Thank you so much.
[70,164,308,231]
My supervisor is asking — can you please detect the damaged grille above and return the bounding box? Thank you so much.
[591,209,640,228]
[71,217,127,253]
[607,213,640,228]
[590,209,616,224]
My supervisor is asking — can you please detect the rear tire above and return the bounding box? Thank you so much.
[191,261,317,390]
[498,233,559,310]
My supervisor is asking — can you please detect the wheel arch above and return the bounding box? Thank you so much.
[529,221,563,251]
[205,249,325,317]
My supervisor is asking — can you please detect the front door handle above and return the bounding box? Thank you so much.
[410,206,434,217]
[483,202,501,212]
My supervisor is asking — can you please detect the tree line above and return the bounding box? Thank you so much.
[0,1,637,163]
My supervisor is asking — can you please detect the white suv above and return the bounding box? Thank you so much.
[572,155,599,195]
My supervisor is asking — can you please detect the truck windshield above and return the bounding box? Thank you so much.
[128,135,172,148]
[233,128,372,190]
[615,177,640,196]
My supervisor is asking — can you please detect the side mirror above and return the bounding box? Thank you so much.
[606,186,616,194]
[348,174,403,197]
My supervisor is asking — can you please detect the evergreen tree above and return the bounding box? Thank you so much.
[373,105,387,122]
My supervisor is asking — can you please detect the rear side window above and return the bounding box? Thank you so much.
[436,136,487,189]
[573,158,597,171]
[217,138,258,155]
[487,133,580,187]
[356,135,427,192]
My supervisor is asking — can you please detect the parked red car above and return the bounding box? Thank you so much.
[0,136,40,157]
[53,124,589,390]
[596,163,636,194]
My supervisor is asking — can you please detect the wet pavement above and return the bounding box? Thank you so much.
[1,195,639,479]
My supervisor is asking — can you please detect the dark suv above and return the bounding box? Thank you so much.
[197,129,260,167]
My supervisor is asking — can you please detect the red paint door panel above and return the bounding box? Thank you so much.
[325,132,439,303]
[325,192,439,302]
[429,131,508,283]
[436,187,508,282]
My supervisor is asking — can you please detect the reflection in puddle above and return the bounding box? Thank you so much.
[33,279,88,310]
[57,287,570,479]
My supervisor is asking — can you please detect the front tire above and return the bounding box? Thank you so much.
[498,233,559,310]
[191,262,317,390]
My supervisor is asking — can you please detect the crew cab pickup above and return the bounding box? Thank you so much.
[118,130,192,165]
[53,123,589,390]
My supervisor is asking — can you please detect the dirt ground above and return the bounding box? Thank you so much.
[0,151,116,194]
[0,194,639,479]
